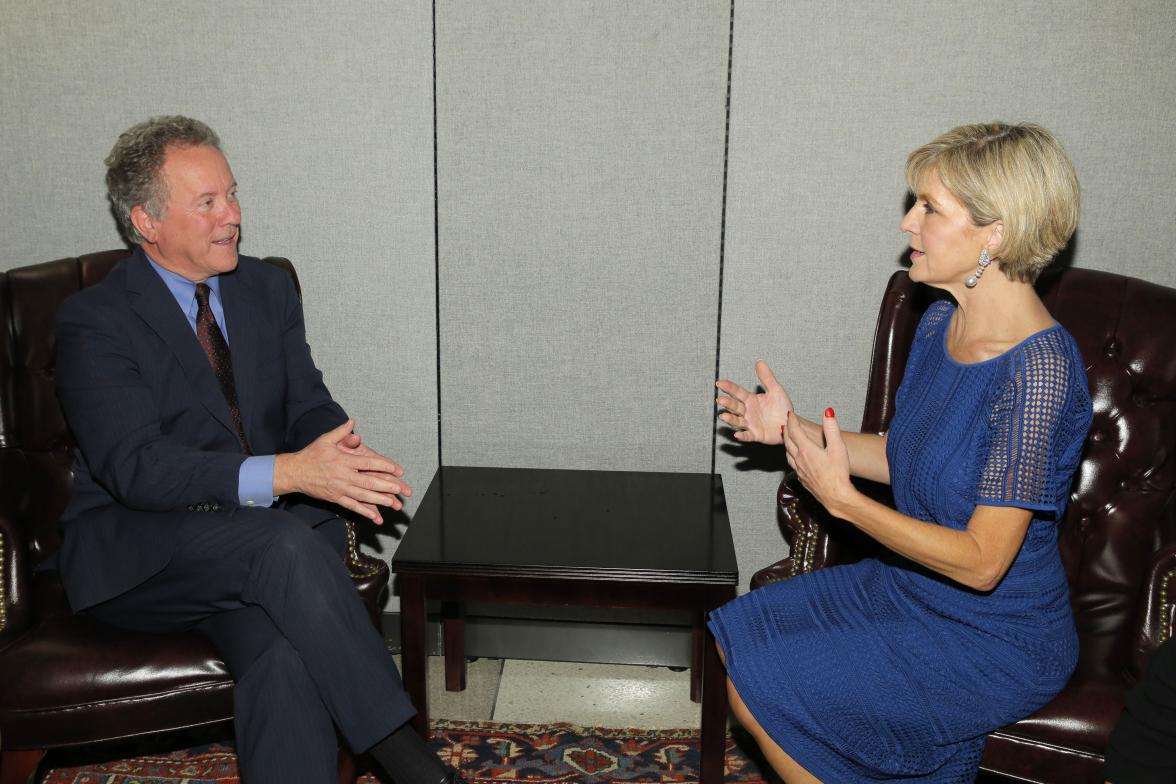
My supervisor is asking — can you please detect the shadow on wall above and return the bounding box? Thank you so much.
[1052,232,1078,272]
[718,436,789,474]
[354,506,408,557]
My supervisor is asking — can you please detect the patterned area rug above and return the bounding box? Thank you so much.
[40,720,772,783]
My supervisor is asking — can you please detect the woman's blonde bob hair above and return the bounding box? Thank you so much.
[905,122,1080,283]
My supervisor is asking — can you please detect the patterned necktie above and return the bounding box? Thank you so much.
[194,283,251,454]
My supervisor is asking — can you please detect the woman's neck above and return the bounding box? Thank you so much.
[947,275,1053,363]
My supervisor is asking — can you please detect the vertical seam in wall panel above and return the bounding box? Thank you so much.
[433,0,443,467]
[711,0,735,476]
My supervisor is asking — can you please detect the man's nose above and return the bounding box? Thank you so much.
[222,199,241,225]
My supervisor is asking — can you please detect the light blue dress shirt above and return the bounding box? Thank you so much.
[146,256,276,508]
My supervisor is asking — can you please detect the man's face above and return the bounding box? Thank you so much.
[132,144,241,282]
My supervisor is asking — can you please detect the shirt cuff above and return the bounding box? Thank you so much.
[238,454,278,508]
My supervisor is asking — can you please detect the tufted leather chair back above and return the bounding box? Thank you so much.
[862,267,1176,686]
[0,250,131,568]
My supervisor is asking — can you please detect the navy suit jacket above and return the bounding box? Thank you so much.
[55,248,347,611]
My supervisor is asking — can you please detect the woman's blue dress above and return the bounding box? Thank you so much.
[709,300,1092,782]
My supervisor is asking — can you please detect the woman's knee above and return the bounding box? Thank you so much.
[724,677,820,783]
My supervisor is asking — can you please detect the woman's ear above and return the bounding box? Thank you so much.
[984,221,1005,255]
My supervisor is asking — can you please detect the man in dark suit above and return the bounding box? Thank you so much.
[55,116,455,784]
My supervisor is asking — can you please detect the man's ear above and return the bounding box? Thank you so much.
[130,205,157,244]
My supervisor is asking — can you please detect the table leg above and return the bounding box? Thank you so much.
[442,601,467,691]
[690,612,704,703]
[0,749,47,784]
[699,617,727,784]
[398,575,429,738]
[336,747,358,784]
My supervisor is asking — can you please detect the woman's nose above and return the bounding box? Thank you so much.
[899,205,919,234]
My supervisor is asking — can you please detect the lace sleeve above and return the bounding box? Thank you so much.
[975,331,1077,514]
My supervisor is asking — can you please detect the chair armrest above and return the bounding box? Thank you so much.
[0,509,32,648]
[1130,543,1176,677]
[759,471,833,584]
[0,448,35,647]
[750,472,893,590]
[343,520,390,628]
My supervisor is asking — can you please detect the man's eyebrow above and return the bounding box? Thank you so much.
[193,182,237,200]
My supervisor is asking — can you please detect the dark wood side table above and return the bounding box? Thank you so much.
[393,465,738,784]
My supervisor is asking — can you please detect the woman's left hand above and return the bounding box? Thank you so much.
[782,408,856,516]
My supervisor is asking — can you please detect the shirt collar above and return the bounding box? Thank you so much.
[143,252,223,312]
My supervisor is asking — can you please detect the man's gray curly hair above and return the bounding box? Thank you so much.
[105,116,221,244]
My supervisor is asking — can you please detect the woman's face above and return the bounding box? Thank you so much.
[900,169,993,289]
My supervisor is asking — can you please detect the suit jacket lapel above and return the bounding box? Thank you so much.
[125,249,238,441]
[219,268,258,443]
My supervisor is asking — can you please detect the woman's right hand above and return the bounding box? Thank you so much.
[716,359,794,445]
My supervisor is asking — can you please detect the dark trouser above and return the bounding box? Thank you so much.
[1105,637,1176,783]
[87,507,416,784]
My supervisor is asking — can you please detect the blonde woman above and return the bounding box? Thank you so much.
[713,123,1091,783]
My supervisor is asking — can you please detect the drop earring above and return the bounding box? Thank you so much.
[965,248,991,288]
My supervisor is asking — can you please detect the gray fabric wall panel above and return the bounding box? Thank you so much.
[436,1,729,472]
[1,2,126,264]
[718,0,1176,586]
[0,1,436,609]
[4,0,1176,611]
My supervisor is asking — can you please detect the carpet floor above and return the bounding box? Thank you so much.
[40,720,772,783]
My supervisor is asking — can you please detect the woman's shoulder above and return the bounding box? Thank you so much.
[997,324,1092,415]
[1008,323,1085,378]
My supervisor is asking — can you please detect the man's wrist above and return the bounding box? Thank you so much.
[272,453,296,497]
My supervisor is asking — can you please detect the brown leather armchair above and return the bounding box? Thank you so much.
[0,250,390,784]
[752,267,1176,783]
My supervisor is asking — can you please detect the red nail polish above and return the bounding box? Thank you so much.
[825,407,835,418]
[780,424,786,438]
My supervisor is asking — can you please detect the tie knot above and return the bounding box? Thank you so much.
[195,282,212,307]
